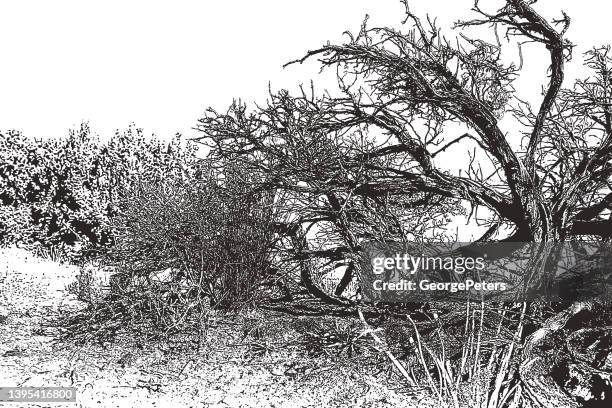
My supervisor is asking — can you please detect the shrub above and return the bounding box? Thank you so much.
[112,163,276,306]
[60,163,279,339]
[0,125,199,260]
[60,160,279,340]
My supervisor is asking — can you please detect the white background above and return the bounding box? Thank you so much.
[1,0,611,140]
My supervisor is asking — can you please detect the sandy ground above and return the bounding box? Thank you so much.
[0,248,430,408]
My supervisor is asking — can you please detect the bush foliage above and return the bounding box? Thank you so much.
[0,125,199,259]
[107,163,277,311]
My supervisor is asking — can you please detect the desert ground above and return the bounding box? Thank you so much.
[0,248,431,408]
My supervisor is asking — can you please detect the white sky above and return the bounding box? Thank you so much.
[1,0,611,140]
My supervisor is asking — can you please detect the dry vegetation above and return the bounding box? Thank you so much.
[3,247,609,407]
[2,1,612,406]
[0,248,434,408]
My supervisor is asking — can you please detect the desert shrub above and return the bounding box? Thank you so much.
[70,161,277,332]
[0,125,199,260]
[60,163,278,339]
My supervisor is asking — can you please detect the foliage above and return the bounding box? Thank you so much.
[0,124,198,260]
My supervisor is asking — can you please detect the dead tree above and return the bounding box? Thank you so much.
[198,1,612,302]
[197,1,612,402]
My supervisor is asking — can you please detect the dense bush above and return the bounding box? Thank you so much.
[0,124,200,259]
[107,163,277,310]
[60,162,279,340]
